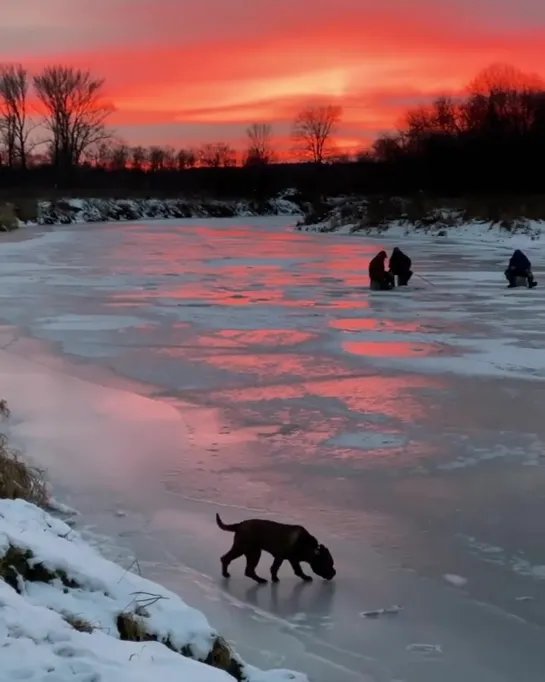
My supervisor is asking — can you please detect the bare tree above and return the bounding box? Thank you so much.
[245,122,275,165]
[33,66,112,174]
[83,140,111,168]
[148,146,167,172]
[292,104,342,163]
[467,63,544,97]
[198,142,236,168]
[130,146,147,171]
[162,145,177,170]
[0,64,32,169]
[110,141,130,171]
[176,147,196,170]
[371,134,405,162]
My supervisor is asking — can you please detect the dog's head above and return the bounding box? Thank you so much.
[309,543,336,580]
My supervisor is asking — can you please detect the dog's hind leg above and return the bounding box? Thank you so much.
[221,544,244,578]
[270,557,284,583]
[289,559,313,581]
[244,549,267,584]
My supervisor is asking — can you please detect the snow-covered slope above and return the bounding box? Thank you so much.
[295,198,545,242]
[35,192,303,226]
[0,498,306,682]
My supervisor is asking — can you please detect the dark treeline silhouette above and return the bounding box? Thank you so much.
[370,64,545,195]
[1,62,544,198]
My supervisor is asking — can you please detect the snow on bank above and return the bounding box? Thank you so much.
[298,217,545,243]
[295,199,545,244]
[0,498,306,682]
[34,191,303,226]
[299,218,545,246]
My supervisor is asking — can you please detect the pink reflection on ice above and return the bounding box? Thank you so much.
[193,329,316,349]
[161,348,349,381]
[343,340,440,358]
[105,224,378,313]
[330,318,427,333]
[206,374,440,425]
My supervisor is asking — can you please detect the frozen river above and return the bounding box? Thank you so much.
[1,216,545,681]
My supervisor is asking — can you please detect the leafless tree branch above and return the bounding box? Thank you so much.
[0,64,32,169]
[291,104,342,163]
[33,65,113,175]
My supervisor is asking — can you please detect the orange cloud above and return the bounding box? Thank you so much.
[5,0,545,149]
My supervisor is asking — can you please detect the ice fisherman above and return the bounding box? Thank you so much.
[505,249,537,288]
[388,247,413,286]
[369,251,394,290]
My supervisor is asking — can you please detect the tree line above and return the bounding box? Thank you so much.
[0,61,543,195]
[370,63,545,193]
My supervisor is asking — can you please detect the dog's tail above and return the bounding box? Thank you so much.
[216,513,240,532]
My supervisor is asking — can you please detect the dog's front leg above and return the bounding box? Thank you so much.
[289,559,313,581]
[270,557,284,582]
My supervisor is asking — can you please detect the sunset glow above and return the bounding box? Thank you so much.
[4,0,545,152]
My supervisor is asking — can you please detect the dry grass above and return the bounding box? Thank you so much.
[205,636,242,678]
[0,434,48,507]
[62,614,94,633]
[0,401,48,508]
[14,199,39,223]
[116,612,152,643]
[460,195,545,228]
[0,400,10,418]
[0,545,72,592]
[116,610,242,680]
[343,193,545,233]
[0,202,19,231]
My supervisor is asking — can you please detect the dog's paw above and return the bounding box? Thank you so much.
[271,576,280,583]
[301,575,313,582]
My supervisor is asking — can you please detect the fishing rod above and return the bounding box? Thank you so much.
[415,272,436,286]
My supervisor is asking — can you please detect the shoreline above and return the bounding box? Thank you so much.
[0,336,310,682]
[0,328,368,682]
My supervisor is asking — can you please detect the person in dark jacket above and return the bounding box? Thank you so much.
[505,249,537,288]
[369,251,394,290]
[389,247,413,286]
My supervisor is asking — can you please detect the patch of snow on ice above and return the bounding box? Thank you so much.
[443,574,468,587]
[461,535,545,582]
[38,314,146,332]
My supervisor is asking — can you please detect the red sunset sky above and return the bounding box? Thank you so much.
[3,0,545,153]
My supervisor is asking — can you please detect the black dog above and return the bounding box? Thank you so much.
[216,513,336,584]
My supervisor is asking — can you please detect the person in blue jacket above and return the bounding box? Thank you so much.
[505,249,537,288]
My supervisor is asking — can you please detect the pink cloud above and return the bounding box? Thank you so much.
[2,0,545,148]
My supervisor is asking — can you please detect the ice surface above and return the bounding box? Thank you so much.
[0,217,544,680]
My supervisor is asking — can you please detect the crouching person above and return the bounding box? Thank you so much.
[369,251,394,290]
[389,247,413,286]
[505,250,537,288]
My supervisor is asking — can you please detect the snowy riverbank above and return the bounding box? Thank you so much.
[0,495,306,682]
[298,218,545,246]
[295,197,545,244]
[33,193,304,226]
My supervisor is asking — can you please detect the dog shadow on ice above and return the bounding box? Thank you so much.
[222,578,337,628]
